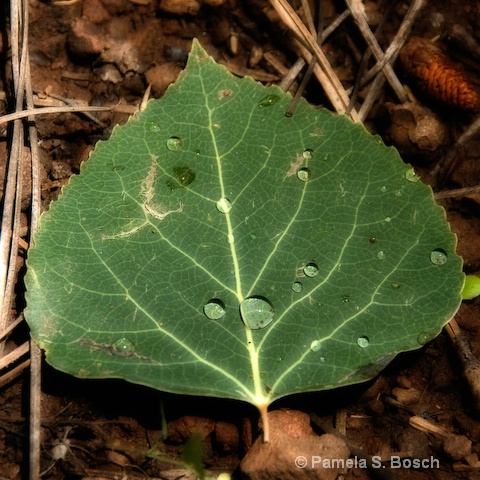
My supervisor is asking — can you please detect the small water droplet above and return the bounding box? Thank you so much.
[310,340,322,352]
[203,299,226,320]
[384,217,391,222]
[319,356,326,363]
[405,168,420,182]
[391,282,400,289]
[302,149,314,159]
[430,249,447,265]
[297,167,311,182]
[240,296,274,330]
[342,295,351,303]
[166,136,183,151]
[357,336,369,348]
[303,262,319,277]
[148,123,161,132]
[291,281,303,293]
[111,338,135,357]
[395,190,402,196]
[216,197,232,213]
[167,166,196,189]
[258,94,280,107]
[417,332,432,345]
[377,250,386,260]
[380,186,387,193]
[194,149,201,156]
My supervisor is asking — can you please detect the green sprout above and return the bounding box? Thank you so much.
[461,275,480,300]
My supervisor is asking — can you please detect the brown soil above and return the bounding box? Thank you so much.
[2,0,480,478]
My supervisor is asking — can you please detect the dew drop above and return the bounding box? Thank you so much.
[302,148,314,159]
[319,356,326,363]
[303,262,319,277]
[167,166,196,189]
[310,340,322,352]
[384,217,392,222]
[430,249,447,265]
[341,295,351,303]
[216,197,232,213]
[166,136,183,151]
[297,168,311,182]
[111,338,135,357]
[377,250,386,260]
[405,168,420,182]
[258,94,280,107]
[357,336,369,348]
[391,282,400,289]
[203,299,226,320]
[417,332,432,346]
[291,281,303,293]
[380,186,387,193]
[240,296,274,330]
[148,123,161,132]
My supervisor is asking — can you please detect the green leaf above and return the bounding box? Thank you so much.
[25,40,464,436]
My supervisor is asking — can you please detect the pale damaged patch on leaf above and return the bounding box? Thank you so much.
[284,154,305,179]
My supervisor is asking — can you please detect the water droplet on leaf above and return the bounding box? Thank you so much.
[166,136,183,151]
[111,338,135,356]
[291,281,303,293]
[204,299,226,320]
[167,167,196,189]
[240,296,274,330]
[377,251,386,260]
[384,217,391,222]
[216,197,232,213]
[357,336,369,348]
[303,262,319,277]
[302,149,314,159]
[380,186,387,193]
[148,123,161,132]
[430,249,447,265]
[405,168,420,182]
[391,282,400,289]
[417,332,432,345]
[310,340,322,351]
[258,94,280,107]
[297,168,311,182]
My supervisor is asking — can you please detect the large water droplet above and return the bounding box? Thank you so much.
[167,166,196,189]
[377,251,386,260]
[258,94,280,107]
[166,136,183,151]
[240,296,274,330]
[302,149,314,159]
[204,299,226,320]
[303,262,319,277]
[357,336,369,348]
[111,338,135,356]
[405,168,420,182]
[216,197,232,213]
[291,281,303,293]
[430,249,447,265]
[310,340,322,352]
[297,168,311,182]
